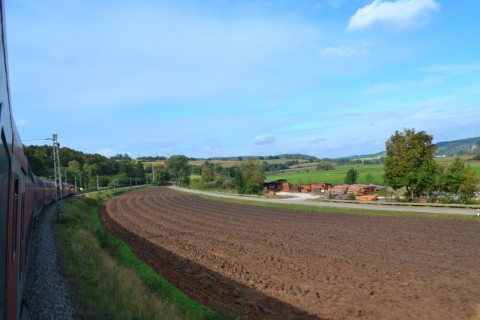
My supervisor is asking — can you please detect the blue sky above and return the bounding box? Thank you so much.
[5,0,480,158]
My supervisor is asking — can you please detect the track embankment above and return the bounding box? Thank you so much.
[25,203,74,319]
[100,187,480,320]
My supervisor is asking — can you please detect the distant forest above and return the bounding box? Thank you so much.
[435,137,480,157]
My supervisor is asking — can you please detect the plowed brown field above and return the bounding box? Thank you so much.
[99,187,480,319]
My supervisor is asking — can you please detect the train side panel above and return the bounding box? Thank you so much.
[5,120,29,319]
[0,1,70,318]
[0,0,13,317]
[0,113,11,320]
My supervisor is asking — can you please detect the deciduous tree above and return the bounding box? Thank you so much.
[344,168,359,184]
[165,155,191,186]
[201,166,215,182]
[383,128,437,201]
[235,158,265,194]
[441,157,479,203]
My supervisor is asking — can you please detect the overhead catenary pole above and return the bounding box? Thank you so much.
[52,133,64,222]
[152,163,155,183]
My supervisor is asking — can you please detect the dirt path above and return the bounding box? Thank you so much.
[100,187,480,319]
[170,186,479,216]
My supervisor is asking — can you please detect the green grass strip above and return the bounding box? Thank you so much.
[91,207,216,319]
[56,188,224,320]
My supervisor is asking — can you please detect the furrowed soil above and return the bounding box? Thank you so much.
[99,187,480,320]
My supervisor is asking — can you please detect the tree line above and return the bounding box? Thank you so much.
[190,158,265,194]
[24,145,147,190]
[24,146,266,194]
[25,128,479,201]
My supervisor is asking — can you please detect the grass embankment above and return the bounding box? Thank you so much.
[55,189,221,320]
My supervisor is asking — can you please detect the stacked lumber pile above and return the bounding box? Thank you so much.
[324,184,378,198]
[311,184,330,193]
[347,184,378,196]
[300,184,312,193]
[347,184,367,196]
[289,184,301,193]
[356,195,378,201]
[330,184,349,195]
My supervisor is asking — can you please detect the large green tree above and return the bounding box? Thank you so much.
[235,158,265,194]
[154,164,171,186]
[441,157,479,203]
[165,155,191,186]
[201,166,215,182]
[383,129,438,201]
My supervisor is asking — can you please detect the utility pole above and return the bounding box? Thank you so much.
[52,134,64,222]
[152,163,155,183]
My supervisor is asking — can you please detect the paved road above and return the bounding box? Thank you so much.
[170,186,480,216]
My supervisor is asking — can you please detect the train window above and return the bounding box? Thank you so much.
[12,176,19,260]
[0,130,10,317]
[19,192,25,283]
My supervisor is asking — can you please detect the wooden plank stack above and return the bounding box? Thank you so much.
[356,195,379,201]
[325,184,378,198]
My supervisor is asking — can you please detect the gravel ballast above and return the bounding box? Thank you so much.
[24,202,74,319]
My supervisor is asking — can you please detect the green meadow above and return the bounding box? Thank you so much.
[266,160,480,185]
[266,164,385,185]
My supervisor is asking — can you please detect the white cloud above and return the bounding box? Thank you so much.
[295,136,326,143]
[366,82,397,94]
[322,46,367,58]
[254,134,276,145]
[202,144,222,154]
[97,148,129,158]
[347,0,440,32]
[423,63,480,74]
[327,144,341,150]
[17,118,30,128]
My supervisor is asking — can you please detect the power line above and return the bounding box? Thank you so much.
[23,138,52,142]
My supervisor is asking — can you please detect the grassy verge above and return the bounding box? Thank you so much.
[198,194,480,220]
[55,189,221,320]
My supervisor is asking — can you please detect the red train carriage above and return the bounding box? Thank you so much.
[0,1,73,318]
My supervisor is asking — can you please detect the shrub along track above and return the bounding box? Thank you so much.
[99,187,480,319]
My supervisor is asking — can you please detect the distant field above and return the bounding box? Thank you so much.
[467,160,480,176]
[266,159,480,185]
[147,156,480,185]
[267,164,385,185]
